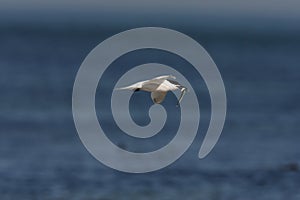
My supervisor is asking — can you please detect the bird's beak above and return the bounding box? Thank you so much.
[176,88,187,107]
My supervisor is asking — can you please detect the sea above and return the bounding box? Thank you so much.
[1,19,300,199]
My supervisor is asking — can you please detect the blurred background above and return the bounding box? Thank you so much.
[1,0,300,199]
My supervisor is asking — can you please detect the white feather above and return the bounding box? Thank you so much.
[116,75,187,105]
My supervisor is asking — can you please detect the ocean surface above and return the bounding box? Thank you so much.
[1,22,300,199]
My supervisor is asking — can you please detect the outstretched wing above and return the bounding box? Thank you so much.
[115,75,177,92]
[115,81,144,91]
[166,79,184,90]
[140,75,176,92]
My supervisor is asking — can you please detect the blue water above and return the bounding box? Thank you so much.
[1,23,300,199]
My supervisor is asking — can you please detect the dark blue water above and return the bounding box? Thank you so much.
[1,23,300,199]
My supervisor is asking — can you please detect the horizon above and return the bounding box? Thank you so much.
[1,0,300,29]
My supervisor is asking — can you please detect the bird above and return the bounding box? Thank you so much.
[115,75,187,106]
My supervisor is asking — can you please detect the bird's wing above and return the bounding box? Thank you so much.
[115,81,144,91]
[141,75,175,92]
[165,80,183,90]
[151,91,167,104]
[115,75,177,92]
[155,79,187,92]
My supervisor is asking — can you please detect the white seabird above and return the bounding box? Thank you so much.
[116,75,187,105]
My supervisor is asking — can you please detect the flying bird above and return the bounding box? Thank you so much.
[116,75,187,106]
